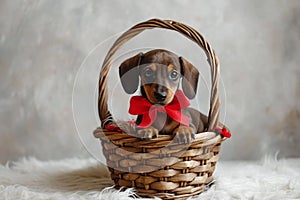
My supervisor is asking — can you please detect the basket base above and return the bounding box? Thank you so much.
[110,168,215,200]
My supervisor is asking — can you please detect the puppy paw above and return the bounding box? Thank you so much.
[137,126,159,140]
[173,126,195,144]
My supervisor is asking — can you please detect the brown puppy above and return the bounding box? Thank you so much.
[119,49,208,143]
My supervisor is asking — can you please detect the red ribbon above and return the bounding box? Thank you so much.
[104,120,136,133]
[214,127,231,138]
[104,124,123,133]
[129,90,190,128]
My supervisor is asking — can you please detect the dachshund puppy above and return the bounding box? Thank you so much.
[119,49,209,143]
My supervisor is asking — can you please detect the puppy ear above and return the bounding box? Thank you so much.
[119,53,143,94]
[179,57,199,99]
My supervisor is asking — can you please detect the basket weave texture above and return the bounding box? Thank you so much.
[94,19,226,200]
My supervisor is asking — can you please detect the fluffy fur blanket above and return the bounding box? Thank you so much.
[0,157,299,200]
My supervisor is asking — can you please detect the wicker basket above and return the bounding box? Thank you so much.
[93,19,227,200]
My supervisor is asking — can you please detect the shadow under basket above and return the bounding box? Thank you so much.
[94,19,228,200]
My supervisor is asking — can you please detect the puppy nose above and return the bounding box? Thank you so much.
[154,91,167,101]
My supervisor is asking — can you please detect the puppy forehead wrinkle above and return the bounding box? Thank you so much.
[142,50,180,67]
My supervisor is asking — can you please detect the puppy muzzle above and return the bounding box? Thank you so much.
[154,91,167,101]
[153,84,169,103]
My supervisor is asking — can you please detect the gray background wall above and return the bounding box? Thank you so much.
[0,0,299,164]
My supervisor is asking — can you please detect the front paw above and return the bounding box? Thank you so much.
[173,126,195,143]
[136,126,159,140]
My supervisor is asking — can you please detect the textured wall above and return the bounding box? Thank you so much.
[0,0,300,164]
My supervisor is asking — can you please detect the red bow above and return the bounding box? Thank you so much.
[129,90,190,128]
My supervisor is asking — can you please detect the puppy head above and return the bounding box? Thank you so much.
[119,49,199,105]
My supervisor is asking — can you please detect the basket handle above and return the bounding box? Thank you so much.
[98,18,220,131]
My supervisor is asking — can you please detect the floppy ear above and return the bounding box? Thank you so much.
[179,57,199,99]
[119,53,143,94]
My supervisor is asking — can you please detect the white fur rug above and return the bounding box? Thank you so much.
[0,157,299,200]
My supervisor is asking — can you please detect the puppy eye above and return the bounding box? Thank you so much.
[169,70,179,80]
[144,69,154,77]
